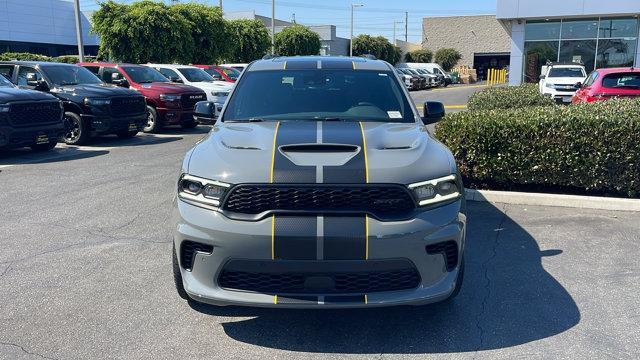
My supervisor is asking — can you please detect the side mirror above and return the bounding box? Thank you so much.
[539,74,546,80]
[26,73,39,86]
[422,101,445,125]
[574,82,583,89]
[170,76,183,83]
[193,101,220,125]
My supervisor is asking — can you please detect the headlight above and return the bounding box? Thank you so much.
[408,174,461,206]
[545,83,556,89]
[211,91,229,97]
[160,94,181,101]
[0,105,9,113]
[177,174,231,208]
[84,98,111,106]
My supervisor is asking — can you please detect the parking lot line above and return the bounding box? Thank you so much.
[445,105,468,109]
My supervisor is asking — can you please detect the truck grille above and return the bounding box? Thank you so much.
[180,93,206,110]
[218,259,421,295]
[110,96,146,116]
[222,184,416,220]
[8,101,62,127]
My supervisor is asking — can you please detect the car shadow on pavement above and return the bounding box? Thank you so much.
[0,147,109,166]
[86,134,184,148]
[189,201,580,354]
[158,125,212,135]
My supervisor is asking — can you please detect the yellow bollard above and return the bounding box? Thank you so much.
[488,69,493,86]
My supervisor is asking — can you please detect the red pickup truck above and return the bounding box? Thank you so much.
[572,67,640,104]
[79,63,207,132]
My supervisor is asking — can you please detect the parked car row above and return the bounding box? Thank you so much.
[394,62,453,91]
[0,60,237,152]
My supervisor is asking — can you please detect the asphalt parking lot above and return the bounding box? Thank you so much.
[1,129,639,359]
[410,83,489,113]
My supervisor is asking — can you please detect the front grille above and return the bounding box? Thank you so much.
[222,184,416,219]
[180,93,206,110]
[426,241,459,271]
[8,101,62,127]
[218,259,421,294]
[110,96,146,116]
[180,241,213,271]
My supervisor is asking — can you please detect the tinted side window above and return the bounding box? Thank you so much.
[583,71,598,87]
[157,68,179,79]
[17,66,44,88]
[102,67,121,83]
[0,65,15,82]
[84,66,100,75]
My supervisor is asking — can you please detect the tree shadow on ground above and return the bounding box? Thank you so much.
[189,201,580,354]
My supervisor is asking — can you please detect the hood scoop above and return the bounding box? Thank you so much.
[280,143,360,166]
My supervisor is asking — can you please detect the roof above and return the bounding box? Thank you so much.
[145,64,198,69]
[247,56,392,72]
[78,62,144,67]
[594,67,640,75]
[0,61,78,67]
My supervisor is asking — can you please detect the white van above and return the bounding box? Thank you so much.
[397,62,452,86]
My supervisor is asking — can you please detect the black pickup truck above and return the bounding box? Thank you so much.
[0,74,64,152]
[0,61,147,145]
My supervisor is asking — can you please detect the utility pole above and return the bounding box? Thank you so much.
[393,20,402,46]
[350,4,364,57]
[219,0,222,12]
[72,0,84,62]
[292,13,296,24]
[405,11,408,43]
[271,0,275,54]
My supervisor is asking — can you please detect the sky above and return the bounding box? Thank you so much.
[76,0,496,44]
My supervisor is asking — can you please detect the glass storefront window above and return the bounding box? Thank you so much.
[525,21,561,41]
[597,39,637,68]
[524,41,559,82]
[599,18,639,39]
[559,40,597,72]
[561,19,599,39]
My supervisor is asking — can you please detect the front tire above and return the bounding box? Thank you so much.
[30,141,57,152]
[173,245,189,300]
[143,105,161,133]
[62,112,90,145]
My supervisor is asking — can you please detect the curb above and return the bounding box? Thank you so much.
[465,189,640,212]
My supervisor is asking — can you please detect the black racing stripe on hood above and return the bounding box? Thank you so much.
[273,216,317,260]
[272,121,317,183]
[322,121,366,183]
[323,216,367,260]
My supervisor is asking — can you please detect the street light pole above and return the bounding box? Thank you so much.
[350,4,364,57]
[72,0,84,62]
[393,20,402,46]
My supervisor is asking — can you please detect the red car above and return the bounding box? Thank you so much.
[193,65,240,83]
[80,62,207,132]
[572,67,640,104]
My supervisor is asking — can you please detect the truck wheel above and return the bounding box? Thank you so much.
[62,112,90,145]
[181,120,198,129]
[143,106,161,133]
[30,141,57,152]
[116,130,138,139]
[173,245,189,300]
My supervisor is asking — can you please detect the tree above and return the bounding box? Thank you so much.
[405,49,433,63]
[171,3,230,64]
[434,48,462,71]
[226,19,271,62]
[92,1,193,63]
[274,25,321,56]
[352,35,401,64]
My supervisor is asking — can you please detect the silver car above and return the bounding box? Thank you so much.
[173,56,467,308]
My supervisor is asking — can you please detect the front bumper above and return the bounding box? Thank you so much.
[81,113,147,134]
[0,122,64,149]
[543,89,576,103]
[173,198,466,308]
[156,107,196,125]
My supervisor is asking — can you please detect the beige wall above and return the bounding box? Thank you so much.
[422,15,511,67]
[396,39,421,61]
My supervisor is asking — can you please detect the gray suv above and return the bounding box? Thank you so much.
[173,56,466,308]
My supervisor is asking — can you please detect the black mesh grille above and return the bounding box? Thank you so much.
[426,241,459,271]
[180,241,213,271]
[109,97,146,116]
[8,101,62,127]
[222,184,416,219]
[219,268,420,294]
[180,93,206,110]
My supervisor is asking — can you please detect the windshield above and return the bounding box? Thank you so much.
[223,69,415,123]
[122,66,169,83]
[0,74,13,87]
[43,65,103,86]
[178,68,214,82]
[220,67,240,80]
[602,73,640,89]
[549,68,585,78]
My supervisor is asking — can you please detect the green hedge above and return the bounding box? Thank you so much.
[468,84,555,111]
[435,98,640,197]
[0,52,97,64]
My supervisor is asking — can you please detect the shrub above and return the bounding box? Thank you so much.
[226,19,271,62]
[435,98,640,197]
[352,35,401,64]
[0,52,51,61]
[468,84,555,111]
[404,49,433,63]
[53,55,98,64]
[274,24,321,56]
[434,48,461,71]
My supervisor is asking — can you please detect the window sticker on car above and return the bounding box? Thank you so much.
[282,77,294,85]
[387,111,402,118]
[378,73,388,77]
